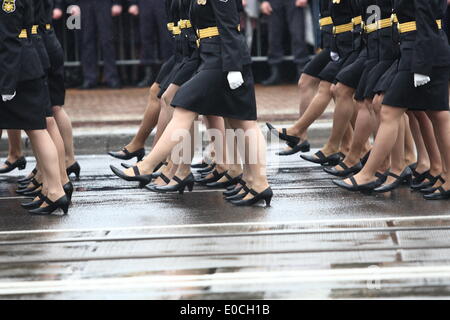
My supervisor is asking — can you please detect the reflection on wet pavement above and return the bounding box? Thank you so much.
[1,147,450,299]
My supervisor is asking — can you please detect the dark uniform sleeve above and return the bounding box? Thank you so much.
[128,0,138,5]
[412,0,439,76]
[209,0,243,72]
[0,4,23,95]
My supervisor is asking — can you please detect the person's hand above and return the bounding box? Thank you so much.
[227,72,244,90]
[295,0,308,7]
[111,5,123,17]
[52,8,63,20]
[330,51,340,62]
[128,4,139,16]
[414,74,431,87]
[68,5,80,16]
[242,0,247,7]
[2,92,16,102]
[260,1,273,15]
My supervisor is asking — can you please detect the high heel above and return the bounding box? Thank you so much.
[110,165,155,188]
[373,167,413,193]
[150,174,195,194]
[223,179,246,197]
[16,178,42,195]
[266,122,301,146]
[21,193,46,210]
[63,182,74,202]
[301,151,342,166]
[230,187,273,207]
[276,140,311,156]
[195,169,227,185]
[424,186,450,200]
[66,162,81,181]
[0,156,27,174]
[206,173,243,189]
[18,167,38,184]
[29,195,70,215]
[323,161,363,177]
[108,147,145,161]
[411,173,444,191]
[332,175,383,192]
[225,185,251,201]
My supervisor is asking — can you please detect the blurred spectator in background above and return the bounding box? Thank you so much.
[129,0,174,88]
[76,0,123,89]
[242,0,260,50]
[260,0,310,86]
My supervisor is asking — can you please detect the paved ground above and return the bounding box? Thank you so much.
[1,142,450,299]
[64,85,335,127]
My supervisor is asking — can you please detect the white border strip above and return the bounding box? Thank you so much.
[0,215,450,235]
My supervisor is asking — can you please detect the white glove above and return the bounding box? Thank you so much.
[330,51,340,62]
[2,92,16,102]
[227,71,244,90]
[414,73,431,88]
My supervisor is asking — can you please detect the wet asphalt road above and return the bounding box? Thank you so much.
[1,144,450,299]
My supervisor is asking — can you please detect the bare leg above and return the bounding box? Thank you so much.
[382,114,407,186]
[52,106,76,167]
[348,105,406,185]
[0,130,24,171]
[297,74,321,140]
[407,111,430,174]
[403,113,417,166]
[46,117,70,185]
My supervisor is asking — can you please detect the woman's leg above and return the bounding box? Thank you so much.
[46,117,70,185]
[285,81,333,138]
[407,111,430,174]
[122,107,198,176]
[0,130,24,171]
[348,105,406,185]
[426,110,450,191]
[52,106,76,168]
[24,129,65,203]
[320,83,356,156]
[403,114,417,166]
[297,74,321,140]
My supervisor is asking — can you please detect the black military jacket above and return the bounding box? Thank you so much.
[0,0,44,95]
[320,0,332,49]
[331,0,361,56]
[190,0,251,72]
[395,0,450,76]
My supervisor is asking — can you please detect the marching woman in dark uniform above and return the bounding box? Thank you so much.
[334,0,450,201]
[108,0,176,162]
[266,0,364,162]
[111,0,272,206]
[0,0,70,214]
[15,0,72,212]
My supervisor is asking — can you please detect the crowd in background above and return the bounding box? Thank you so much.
[53,0,450,89]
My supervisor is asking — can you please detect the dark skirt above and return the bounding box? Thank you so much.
[171,64,257,121]
[0,78,48,130]
[156,55,176,84]
[303,48,331,78]
[158,53,199,98]
[336,48,367,91]
[43,31,66,107]
[363,60,394,99]
[373,60,398,94]
[318,50,359,84]
[383,67,450,111]
[354,58,378,101]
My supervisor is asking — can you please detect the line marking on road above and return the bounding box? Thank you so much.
[1,225,450,246]
[1,214,450,235]
[1,265,450,295]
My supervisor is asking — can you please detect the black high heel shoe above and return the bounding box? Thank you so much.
[301,151,342,166]
[108,147,145,161]
[110,165,155,188]
[411,173,444,191]
[266,122,301,146]
[373,167,413,193]
[18,167,37,184]
[206,173,243,189]
[63,182,74,202]
[23,187,43,198]
[66,162,81,181]
[230,187,273,207]
[323,161,363,177]
[197,163,216,174]
[0,156,27,174]
[29,195,70,215]
[276,140,311,156]
[195,169,227,185]
[223,179,246,197]
[424,185,450,200]
[16,178,42,195]
[225,184,251,201]
[411,169,430,186]
[21,193,46,210]
[150,174,195,194]
[191,161,210,169]
[332,175,383,192]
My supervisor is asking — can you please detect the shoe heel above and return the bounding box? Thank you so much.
[187,182,194,192]
[404,175,413,186]
[19,163,26,171]
[265,195,273,207]
[301,145,310,153]
[74,167,81,181]
[62,203,70,214]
